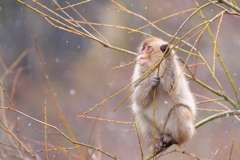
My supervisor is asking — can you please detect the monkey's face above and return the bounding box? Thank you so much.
[137,38,164,69]
[138,45,153,65]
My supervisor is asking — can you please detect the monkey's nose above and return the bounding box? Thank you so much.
[139,55,146,59]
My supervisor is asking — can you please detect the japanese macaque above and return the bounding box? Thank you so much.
[131,37,196,153]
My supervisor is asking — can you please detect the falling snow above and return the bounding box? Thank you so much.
[14,20,22,28]
[70,89,76,95]
[120,61,125,66]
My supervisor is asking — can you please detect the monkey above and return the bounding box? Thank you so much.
[131,37,196,154]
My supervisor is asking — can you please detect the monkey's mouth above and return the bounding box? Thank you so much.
[138,57,149,64]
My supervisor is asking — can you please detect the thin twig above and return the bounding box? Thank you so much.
[210,110,235,159]
[0,49,30,82]
[65,1,110,45]
[16,0,137,56]
[74,54,163,121]
[56,0,93,10]
[76,115,133,124]
[196,98,225,105]
[197,108,227,112]
[34,37,85,157]
[87,71,118,157]
[165,150,204,160]
[0,107,119,160]
[132,115,144,160]
[0,120,36,159]
[228,140,234,160]
[10,67,24,101]
[112,91,133,112]
[0,84,16,110]
[0,142,29,153]
[129,8,197,33]
[195,110,239,128]
[44,100,48,160]
[185,74,236,107]
[194,0,238,103]
[218,0,240,13]
[169,1,219,44]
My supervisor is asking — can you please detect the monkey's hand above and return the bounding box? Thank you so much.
[151,76,160,87]
[160,43,170,55]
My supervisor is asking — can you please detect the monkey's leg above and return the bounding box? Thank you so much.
[135,112,161,150]
[162,105,195,148]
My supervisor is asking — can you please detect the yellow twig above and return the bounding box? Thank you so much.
[77,115,134,124]
[44,100,48,160]
[56,0,93,10]
[0,107,119,160]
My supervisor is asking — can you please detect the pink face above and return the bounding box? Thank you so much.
[138,45,153,65]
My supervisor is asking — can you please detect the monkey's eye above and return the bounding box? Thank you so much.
[146,46,152,50]
[143,45,152,51]
[141,45,152,53]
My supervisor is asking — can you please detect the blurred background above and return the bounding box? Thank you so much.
[1,0,240,159]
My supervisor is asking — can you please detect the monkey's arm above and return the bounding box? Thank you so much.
[133,76,160,108]
[160,44,178,93]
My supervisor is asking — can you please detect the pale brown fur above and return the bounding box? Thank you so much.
[131,37,196,153]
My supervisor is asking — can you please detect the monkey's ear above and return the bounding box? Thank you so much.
[160,43,170,55]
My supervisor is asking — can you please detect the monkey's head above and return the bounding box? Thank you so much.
[137,37,167,69]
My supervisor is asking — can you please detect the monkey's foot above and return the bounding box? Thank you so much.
[155,141,164,154]
[155,134,177,153]
[162,134,177,145]
[152,76,160,87]
[160,43,170,54]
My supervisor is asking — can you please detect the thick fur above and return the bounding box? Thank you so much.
[131,37,196,153]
